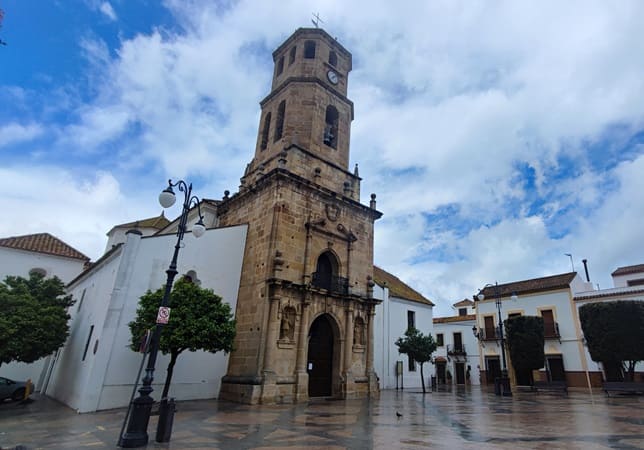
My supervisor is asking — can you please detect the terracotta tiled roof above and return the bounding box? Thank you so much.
[0,233,89,261]
[611,264,644,277]
[433,314,475,324]
[453,299,474,307]
[110,213,171,231]
[373,266,434,306]
[478,272,577,299]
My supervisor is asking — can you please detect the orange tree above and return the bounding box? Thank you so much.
[128,278,235,399]
[395,327,437,393]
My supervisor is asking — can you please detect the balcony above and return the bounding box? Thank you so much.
[481,328,500,341]
[544,322,561,339]
[311,272,349,295]
[447,344,467,356]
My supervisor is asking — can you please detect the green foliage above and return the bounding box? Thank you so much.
[580,301,644,381]
[395,327,437,393]
[0,273,74,367]
[505,316,545,371]
[129,279,236,356]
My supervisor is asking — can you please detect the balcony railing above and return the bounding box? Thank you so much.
[447,344,467,355]
[311,272,349,295]
[481,328,500,341]
[544,322,560,339]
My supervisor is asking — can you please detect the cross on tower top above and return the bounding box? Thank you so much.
[311,12,324,28]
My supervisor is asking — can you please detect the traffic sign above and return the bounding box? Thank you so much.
[156,306,171,324]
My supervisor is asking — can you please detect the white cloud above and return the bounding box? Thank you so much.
[99,2,117,21]
[4,0,644,315]
[0,123,44,148]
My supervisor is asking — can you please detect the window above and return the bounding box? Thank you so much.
[408,356,416,372]
[324,105,339,148]
[312,251,347,294]
[484,316,496,339]
[541,309,558,338]
[627,278,644,286]
[458,307,467,316]
[329,50,337,66]
[304,40,316,58]
[407,310,415,330]
[260,112,271,150]
[453,332,463,352]
[436,333,444,347]
[274,100,285,142]
[82,325,94,361]
[276,55,284,76]
[289,46,296,65]
[508,312,521,319]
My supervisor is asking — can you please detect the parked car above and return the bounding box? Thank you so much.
[0,376,33,402]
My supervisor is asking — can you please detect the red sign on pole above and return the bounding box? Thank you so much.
[156,306,171,324]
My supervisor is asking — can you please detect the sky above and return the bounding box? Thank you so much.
[1,0,644,317]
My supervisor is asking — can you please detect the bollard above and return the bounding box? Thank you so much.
[155,397,176,443]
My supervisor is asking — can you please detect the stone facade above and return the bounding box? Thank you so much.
[217,28,382,404]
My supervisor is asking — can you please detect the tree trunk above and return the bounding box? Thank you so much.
[420,363,426,393]
[161,350,180,399]
[627,361,636,382]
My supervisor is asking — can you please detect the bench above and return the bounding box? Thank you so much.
[602,382,644,396]
[533,380,568,394]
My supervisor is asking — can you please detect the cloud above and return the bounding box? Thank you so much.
[99,2,117,21]
[3,1,644,315]
[0,123,44,148]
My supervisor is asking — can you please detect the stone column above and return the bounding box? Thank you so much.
[367,306,379,397]
[260,295,279,402]
[344,308,354,372]
[295,297,311,401]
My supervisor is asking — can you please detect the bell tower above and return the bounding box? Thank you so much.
[217,28,382,405]
[252,28,353,172]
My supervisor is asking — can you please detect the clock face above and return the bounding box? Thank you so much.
[327,70,339,85]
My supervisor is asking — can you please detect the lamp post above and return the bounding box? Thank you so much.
[120,179,205,448]
[476,282,516,397]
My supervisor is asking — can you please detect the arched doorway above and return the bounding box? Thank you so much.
[307,314,335,397]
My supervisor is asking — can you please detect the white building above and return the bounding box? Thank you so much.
[372,266,434,391]
[473,272,594,389]
[44,224,247,412]
[574,263,644,382]
[0,233,89,389]
[433,299,480,386]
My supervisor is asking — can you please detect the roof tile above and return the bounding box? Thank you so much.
[373,266,434,306]
[0,233,89,261]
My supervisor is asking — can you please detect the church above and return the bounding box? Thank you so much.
[33,27,403,411]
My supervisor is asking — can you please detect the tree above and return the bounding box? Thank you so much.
[128,278,236,398]
[0,272,74,368]
[579,300,644,382]
[395,327,437,393]
[504,316,545,383]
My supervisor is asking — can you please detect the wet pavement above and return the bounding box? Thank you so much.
[1,386,643,449]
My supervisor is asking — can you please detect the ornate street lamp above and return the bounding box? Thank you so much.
[120,179,205,448]
[474,282,517,397]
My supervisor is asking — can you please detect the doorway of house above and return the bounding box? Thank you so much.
[455,362,466,385]
[486,357,501,385]
[308,314,334,397]
[546,355,566,382]
[436,361,446,384]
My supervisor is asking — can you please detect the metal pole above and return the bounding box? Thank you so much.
[120,181,193,448]
[496,283,512,396]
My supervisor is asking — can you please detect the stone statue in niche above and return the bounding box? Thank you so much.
[280,306,296,340]
[354,318,365,346]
